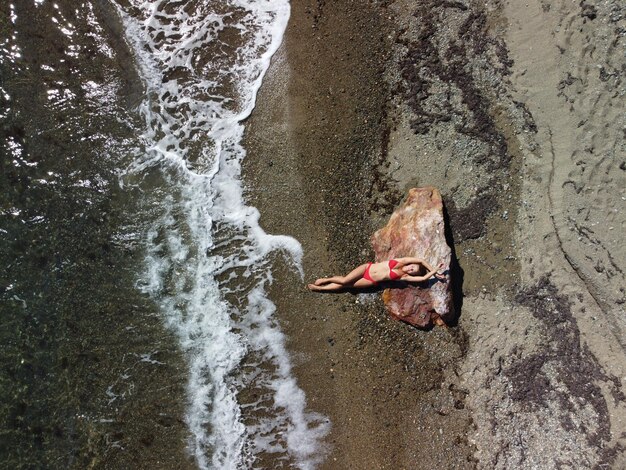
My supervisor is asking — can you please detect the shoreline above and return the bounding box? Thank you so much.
[242,1,474,467]
[243,0,626,468]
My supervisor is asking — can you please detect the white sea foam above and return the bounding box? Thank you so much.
[114,0,329,468]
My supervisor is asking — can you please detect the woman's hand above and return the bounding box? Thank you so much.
[435,262,446,280]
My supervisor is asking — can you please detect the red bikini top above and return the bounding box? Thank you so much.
[388,259,402,280]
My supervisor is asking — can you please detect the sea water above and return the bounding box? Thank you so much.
[1,0,328,468]
[115,0,329,468]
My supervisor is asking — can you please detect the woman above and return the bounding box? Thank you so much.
[307,257,446,292]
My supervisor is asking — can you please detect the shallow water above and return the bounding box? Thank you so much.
[1,1,327,468]
[0,1,195,468]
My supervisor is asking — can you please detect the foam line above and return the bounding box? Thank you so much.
[115,0,328,467]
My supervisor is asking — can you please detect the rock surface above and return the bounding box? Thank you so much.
[371,187,453,327]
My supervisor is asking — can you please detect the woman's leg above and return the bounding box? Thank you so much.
[308,276,376,292]
[314,264,368,286]
[307,282,345,292]
[352,278,377,289]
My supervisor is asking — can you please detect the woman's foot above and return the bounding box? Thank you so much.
[307,283,321,291]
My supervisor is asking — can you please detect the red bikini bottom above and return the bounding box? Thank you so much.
[362,262,377,284]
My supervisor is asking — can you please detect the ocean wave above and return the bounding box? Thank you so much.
[114,1,329,468]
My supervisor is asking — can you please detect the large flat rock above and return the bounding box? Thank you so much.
[371,187,453,328]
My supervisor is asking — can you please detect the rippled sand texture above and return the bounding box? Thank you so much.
[244,0,626,468]
[386,1,626,467]
[472,1,626,466]
[507,0,626,340]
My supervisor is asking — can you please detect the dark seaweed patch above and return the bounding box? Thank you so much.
[505,277,624,457]
[399,4,512,171]
[580,1,598,21]
[394,1,520,251]
[445,193,498,241]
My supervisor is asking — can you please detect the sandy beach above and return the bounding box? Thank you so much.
[243,0,626,468]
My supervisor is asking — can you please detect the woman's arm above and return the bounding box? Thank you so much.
[402,268,437,283]
[398,257,439,273]
[396,256,425,266]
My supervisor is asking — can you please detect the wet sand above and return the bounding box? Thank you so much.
[243,1,474,468]
[244,0,626,468]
